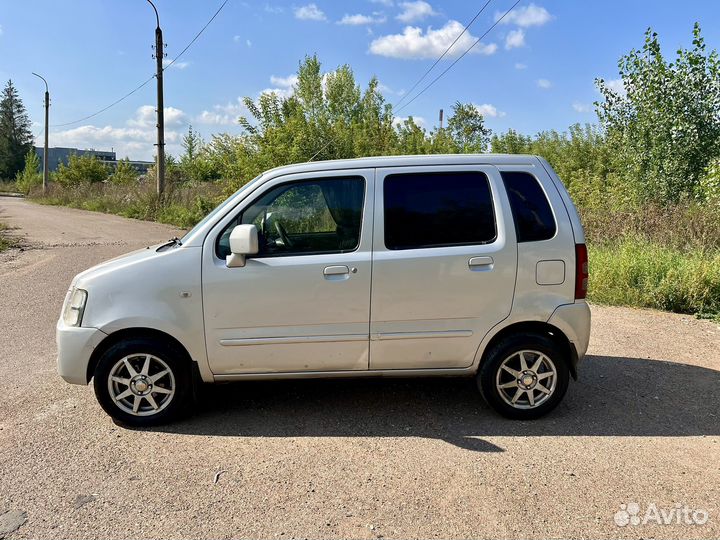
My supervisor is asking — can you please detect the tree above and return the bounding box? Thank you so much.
[15,149,41,193]
[596,23,720,204]
[446,102,492,152]
[0,80,34,180]
[109,158,138,185]
[179,125,218,183]
[54,153,109,186]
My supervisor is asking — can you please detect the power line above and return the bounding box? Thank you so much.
[309,0,520,161]
[50,0,230,128]
[51,76,155,128]
[163,0,230,71]
[395,0,522,115]
[393,0,494,110]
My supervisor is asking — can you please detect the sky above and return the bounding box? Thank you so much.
[1,0,720,161]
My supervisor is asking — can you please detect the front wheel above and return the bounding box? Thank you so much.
[478,333,569,420]
[93,338,191,427]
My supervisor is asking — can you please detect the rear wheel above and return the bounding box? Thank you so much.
[478,333,569,420]
[93,337,191,427]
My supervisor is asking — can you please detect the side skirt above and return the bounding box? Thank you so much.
[213,367,476,382]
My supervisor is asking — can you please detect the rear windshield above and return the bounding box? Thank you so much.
[501,171,556,242]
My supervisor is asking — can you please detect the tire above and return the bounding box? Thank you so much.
[477,333,569,420]
[93,337,192,427]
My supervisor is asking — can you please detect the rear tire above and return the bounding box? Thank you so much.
[93,337,192,427]
[478,333,569,420]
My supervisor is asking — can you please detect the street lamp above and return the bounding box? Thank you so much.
[31,72,49,194]
[147,0,166,196]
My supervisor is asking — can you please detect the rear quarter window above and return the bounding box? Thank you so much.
[501,171,556,242]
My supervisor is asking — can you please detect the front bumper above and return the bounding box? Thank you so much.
[56,320,107,385]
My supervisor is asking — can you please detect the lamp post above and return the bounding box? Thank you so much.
[147,0,165,196]
[31,72,49,194]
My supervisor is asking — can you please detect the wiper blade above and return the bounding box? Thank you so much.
[156,236,182,251]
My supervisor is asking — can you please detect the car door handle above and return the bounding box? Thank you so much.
[323,265,350,276]
[468,256,494,268]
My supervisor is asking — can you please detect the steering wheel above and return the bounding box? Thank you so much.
[274,220,294,248]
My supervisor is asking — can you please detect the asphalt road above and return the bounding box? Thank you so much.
[1,197,719,539]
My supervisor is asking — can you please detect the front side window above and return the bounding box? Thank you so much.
[384,171,496,250]
[217,177,364,258]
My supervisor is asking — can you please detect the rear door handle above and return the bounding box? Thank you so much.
[468,256,494,268]
[323,265,349,276]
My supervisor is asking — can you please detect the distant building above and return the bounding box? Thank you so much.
[34,147,154,175]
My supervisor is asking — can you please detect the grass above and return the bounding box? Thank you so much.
[0,221,19,252]
[589,237,720,321]
[33,181,224,229]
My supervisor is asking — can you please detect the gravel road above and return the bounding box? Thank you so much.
[1,197,718,539]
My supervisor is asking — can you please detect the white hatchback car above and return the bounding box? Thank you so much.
[57,154,590,426]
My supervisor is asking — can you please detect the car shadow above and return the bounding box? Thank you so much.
[151,355,720,452]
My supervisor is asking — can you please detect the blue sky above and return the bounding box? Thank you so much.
[1,0,719,161]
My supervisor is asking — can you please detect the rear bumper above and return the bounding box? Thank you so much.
[547,301,591,373]
[56,320,107,385]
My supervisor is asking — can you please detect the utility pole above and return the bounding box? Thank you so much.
[148,0,165,196]
[439,108,444,130]
[32,72,49,194]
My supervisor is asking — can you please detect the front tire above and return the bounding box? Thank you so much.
[93,337,191,427]
[478,333,569,420]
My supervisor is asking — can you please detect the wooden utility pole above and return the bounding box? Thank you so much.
[32,72,49,194]
[148,0,165,196]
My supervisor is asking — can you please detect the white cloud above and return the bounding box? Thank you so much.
[162,59,190,70]
[371,0,394,5]
[126,105,187,129]
[396,1,436,23]
[505,29,525,49]
[196,98,249,126]
[233,35,253,47]
[497,3,553,27]
[537,78,552,89]
[294,3,327,21]
[473,103,506,118]
[604,78,627,96]
[0,25,3,37]
[572,102,592,113]
[370,20,497,60]
[377,82,405,96]
[262,74,299,98]
[393,115,426,128]
[269,74,299,88]
[514,62,527,70]
[338,13,386,25]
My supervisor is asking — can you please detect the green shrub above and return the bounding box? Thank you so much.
[54,154,110,186]
[14,150,41,193]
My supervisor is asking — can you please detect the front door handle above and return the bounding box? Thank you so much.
[323,265,349,276]
[468,256,494,268]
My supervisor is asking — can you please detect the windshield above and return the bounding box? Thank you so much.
[180,174,263,244]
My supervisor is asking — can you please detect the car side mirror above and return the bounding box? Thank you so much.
[226,224,259,268]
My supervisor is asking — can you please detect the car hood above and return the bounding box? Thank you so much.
[71,243,173,288]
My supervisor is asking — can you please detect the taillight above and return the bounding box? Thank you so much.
[574,244,588,299]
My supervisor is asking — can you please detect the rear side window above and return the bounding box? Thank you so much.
[501,171,556,242]
[384,171,496,250]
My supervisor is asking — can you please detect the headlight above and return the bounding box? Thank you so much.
[63,288,88,327]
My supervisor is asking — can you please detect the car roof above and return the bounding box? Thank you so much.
[263,154,541,177]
